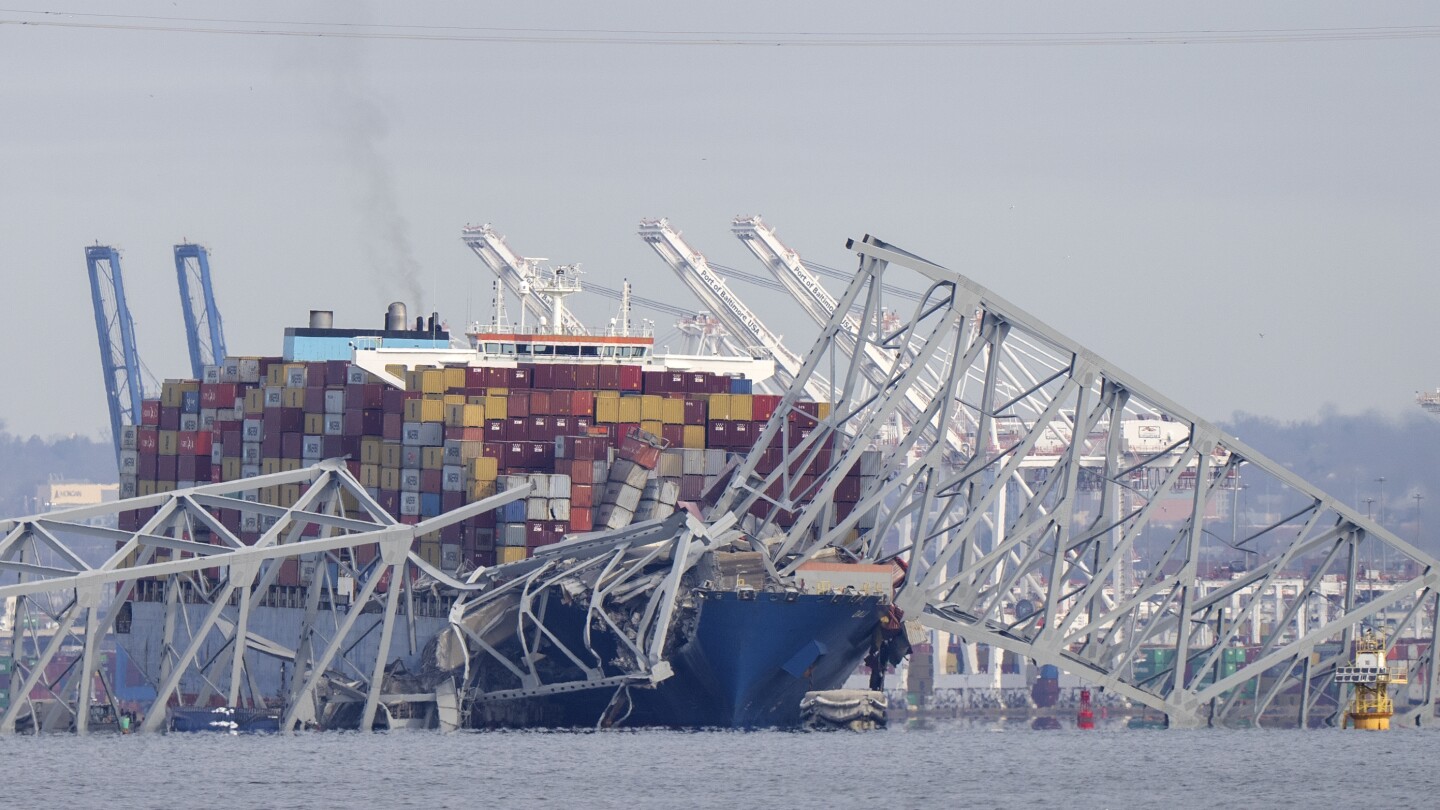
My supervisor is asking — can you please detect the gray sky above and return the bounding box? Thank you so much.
[3,2,1437,439]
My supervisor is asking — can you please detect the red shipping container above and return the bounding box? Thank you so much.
[383,387,407,412]
[835,476,861,502]
[465,367,487,390]
[141,400,161,426]
[138,427,159,453]
[732,421,752,446]
[506,442,527,469]
[444,426,484,441]
[526,520,549,547]
[326,359,349,386]
[323,435,349,458]
[506,416,528,441]
[548,520,569,543]
[137,453,158,478]
[552,416,571,437]
[485,419,507,441]
[574,364,598,390]
[569,390,594,417]
[680,475,705,501]
[597,364,621,390]
[527,442,554,472]
[421,469,443,491]
[442,491,464,512]
[530,390,552,415]
[552,364,577,390]
[566,458,595,485]
[510,390,532,418]
[222,430,241,455]
[574,416,593,435]
[662,424,684,447]
[177,431,213,456]
[642,371,667,394]
[708,420,731,448]
[752,395,781,422]
[160,407,180,430]
[572,483,594,507]
[569,509,593,533]
[158,455,178,480]
[617,365,643,391]
[507,366,533,389]
[304,387,326,413]
[281,432,303,458]
[200,383,238,409]
[262,432,283,456]
[530,416,551,441]
[383,412,403,440]
[532,364,555,389]
[481,442,506,469]
[613,423,638,449]
[683,399,707,426]
[345,383,384,410]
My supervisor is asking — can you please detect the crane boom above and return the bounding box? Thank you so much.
[174,243,227,378]
[460,224,587,334]
[732,215,969,451]
[637,218,829,401]
[85,245,145,464]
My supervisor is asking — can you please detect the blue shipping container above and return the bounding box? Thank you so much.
[181,391,201,414]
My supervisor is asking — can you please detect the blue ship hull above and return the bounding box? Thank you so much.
[472,589,885,729]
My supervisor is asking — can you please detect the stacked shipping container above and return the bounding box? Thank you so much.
[117,359,856,581]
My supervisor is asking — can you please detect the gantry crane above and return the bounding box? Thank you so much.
[638,218,829,401]
[461,224,588,335]
[174,243,227,379]
[733,215,969,453]
[85,245,145,464]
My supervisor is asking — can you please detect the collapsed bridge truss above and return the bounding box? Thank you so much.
[716,234,1440,728]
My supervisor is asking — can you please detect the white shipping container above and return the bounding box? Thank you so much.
[242,419,263,442]
[118,449,138,473]
[241,464,261,479]
[241,443,261,464]
[199,408,217,431]
[202,364,221,384]
[220,358,241,383]
[346,364,368,385]
[285,367,307,388]
[442,466,464,492]
[526,497,549,521]
[179,414,200,433]
[441,544,461,569]
[302,436,324,459]
[704,449,727,476]
[236,357,262,383]
[500,524,528,546]
[658,480,679,507]
[323,415,343,436]
[211,443,223,465]
[119,425,138,451]
[118,476,138,499]
[264,387,283,408]
[401,446,423,468]
[400,468,422,492]
[615,482,642,512]
[324,389,346,414]
[443,441,462,466]
[528,474,551,499]
[548,473,571,499]
[399,492,421,516]
[682,448,704,476]
[548,498,571,521]
[656,450,683,478]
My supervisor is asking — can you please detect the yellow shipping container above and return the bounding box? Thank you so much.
[281,387,304,408]
[158,431,178,456]
[267,365,286,386]
[489,387,509,397]
[360,464,380,488]
[281,459,301,472]
[709,394,731,421]
[155,481,175,494]
[161,379,198,407]
[418,541,442,567]
[595,397,619,423]
[463,403,485,427]
[280,484,300,507]
[388,364,409,383]
[484,395,508,420]
[594,389,621,400]
[406,398,445,423]
[422,447,445,469]
[617,396,642,423]
[468,479,496,500]
[443,403,465,426]
[222,458,241,481]
[380,468,401,491]
[444,367,466,391]
[138,480,157,497]
[639,395,662,421]
[730,394,753,422]
[661,398,685,425]
[498,546,528,564]
[640,420,663,437]
[381,443,404,469]
[304,413,324,434]
[244,388,265,415]
[421,369,446,394]
[468,456,499,481]
[683,425,707,449]
[361,438,383,465]
[261,458,281,475]
[818,402,831,419]
[443,392,465,406]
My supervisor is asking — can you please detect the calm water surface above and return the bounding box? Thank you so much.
[4,720,1437,809]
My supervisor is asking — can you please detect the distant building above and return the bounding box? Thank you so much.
[34,481,118,527]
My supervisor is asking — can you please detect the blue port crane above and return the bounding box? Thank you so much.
[173,243,227,379]
[85,245,145,464]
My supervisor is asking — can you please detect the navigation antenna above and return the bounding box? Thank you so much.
[492,280,509,330]
[619,278,632,337]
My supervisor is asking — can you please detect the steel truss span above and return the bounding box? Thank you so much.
[716,233,1439,728]
[0,459,529,735]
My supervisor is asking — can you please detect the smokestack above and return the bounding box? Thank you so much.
[309,310,333,329]
[427,311,437,333]
[385,301,407,332]
[415,316,424,332]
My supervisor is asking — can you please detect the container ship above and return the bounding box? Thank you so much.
[109,290,899,730]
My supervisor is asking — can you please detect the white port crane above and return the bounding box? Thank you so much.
[638,218,829,401]
[461,224,588,335]
[732,215,970,454]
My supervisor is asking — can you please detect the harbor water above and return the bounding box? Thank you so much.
[4,722,1437,809]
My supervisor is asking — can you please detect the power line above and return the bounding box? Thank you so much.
[4,10,1439,46]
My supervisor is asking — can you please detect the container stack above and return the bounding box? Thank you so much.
[120,356,840,577]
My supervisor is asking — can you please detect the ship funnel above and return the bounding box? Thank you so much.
[385,302,407,331]
[309,310,333,329]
